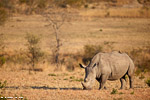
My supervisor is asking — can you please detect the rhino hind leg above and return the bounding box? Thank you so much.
[128,75,134,89]
[120,75,126,89]
[127,64,134,89]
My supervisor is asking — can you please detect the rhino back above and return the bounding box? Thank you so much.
[99,52,131,80]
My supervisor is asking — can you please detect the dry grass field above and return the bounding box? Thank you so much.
[1,15,150,53]
[0,3,150,100]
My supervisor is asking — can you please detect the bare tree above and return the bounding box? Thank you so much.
[42,8,69,70]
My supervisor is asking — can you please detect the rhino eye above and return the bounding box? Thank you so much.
[93,63,96,68]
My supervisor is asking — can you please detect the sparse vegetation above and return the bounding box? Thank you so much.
[25,33,44,73]
[130,91,134,95]
[145,79,150,87]
[113,98,123,100]
[73,78,84,82]
[70,76,75,79]
[63,78,68,80]
[69,76,83,82]
[0,56,5,67]
[119,92,124,95]
[111,88,118,94]
[0,80,7,89]
[0,34,5,52]
[48,73,57,76]
[139,74,145,79]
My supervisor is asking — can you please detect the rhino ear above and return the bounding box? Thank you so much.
[79,63,86,69]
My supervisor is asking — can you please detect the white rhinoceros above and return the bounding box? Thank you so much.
[80,51,135,90]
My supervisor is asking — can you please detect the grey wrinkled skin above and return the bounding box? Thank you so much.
[80,51,135,90]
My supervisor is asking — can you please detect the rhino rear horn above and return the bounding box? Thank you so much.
[79,63,86,69]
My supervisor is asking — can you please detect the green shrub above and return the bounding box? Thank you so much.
[82,45,103,64]
[0,80,7,89]
[0,56,6,67]
[119,92,124,95]
[48,73,57,76]
[70,76,75,79]
[63,78,68,80]
[146,79,150,87]
[111,88,118,94]
[74,78,84,82]
[130,91,134,95]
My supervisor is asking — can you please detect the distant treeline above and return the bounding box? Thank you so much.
[0,0,150,25]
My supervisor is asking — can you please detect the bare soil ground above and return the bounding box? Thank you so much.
[0,69,150,100]
[0,10,150,100]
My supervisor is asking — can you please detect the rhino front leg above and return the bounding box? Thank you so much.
[99,74,109,90]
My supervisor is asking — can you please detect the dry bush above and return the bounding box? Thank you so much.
[25,33,44,72]
[129,45,150,73]
[18,0,48,14]
[6,50,27,65]
[61,43,114,70]
[82,44,103,64]
[0,0,14,10]
[0,0,15,25]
